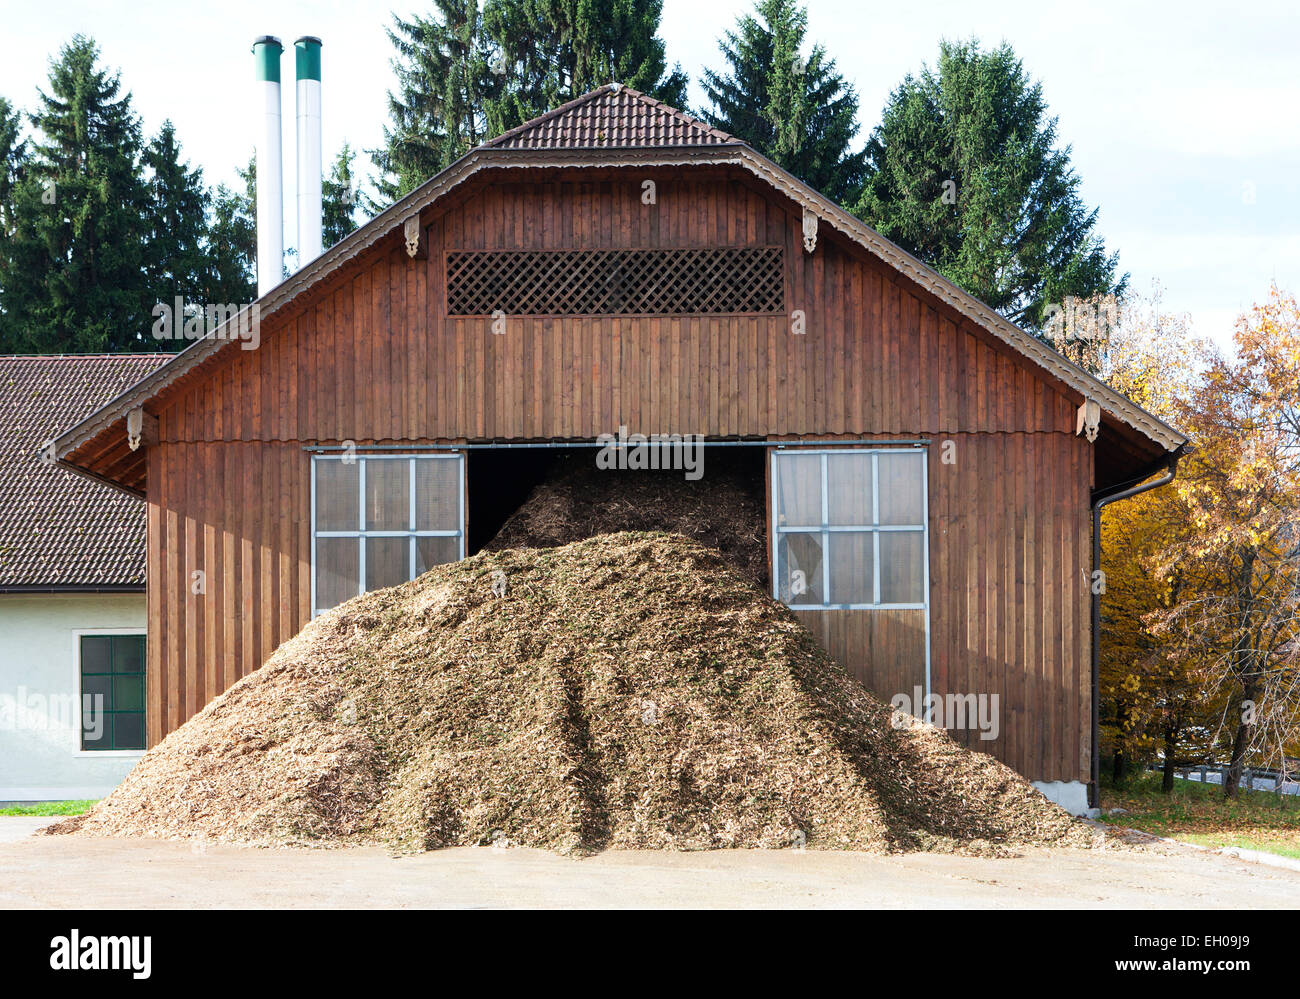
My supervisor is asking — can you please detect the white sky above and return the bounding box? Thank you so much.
[1,0,1296,349]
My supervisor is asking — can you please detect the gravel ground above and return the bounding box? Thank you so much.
[4,818,1299,908]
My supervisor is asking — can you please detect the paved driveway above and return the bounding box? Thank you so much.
[2,818,1298,908]
[0,818,60,844]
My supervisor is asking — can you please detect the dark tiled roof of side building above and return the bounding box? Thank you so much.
[483,83,737,149]
[0,354,168,589]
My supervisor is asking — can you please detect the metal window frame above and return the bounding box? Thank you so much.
[771,448,929,610]
[310,452,465,617]
[770,446,932,707]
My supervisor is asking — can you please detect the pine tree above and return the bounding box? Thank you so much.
[0,95,24,238]
[142,121,211,351]
[0,95,28,349]
[701,0,865,205]
[854,40,1125,332]
[0,36,152,353]
[322,144,362,247]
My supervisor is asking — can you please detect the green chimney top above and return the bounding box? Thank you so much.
[295,36,322,82]
[252,36,283,83]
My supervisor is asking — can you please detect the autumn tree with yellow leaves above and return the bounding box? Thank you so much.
[1089,288,1226,789]
[1144,285,1300,797]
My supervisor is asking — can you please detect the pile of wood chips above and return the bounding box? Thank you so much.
[485,453,769,587]
[48,533,1093,855]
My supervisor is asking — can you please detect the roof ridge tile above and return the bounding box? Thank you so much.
[483,83,736,150]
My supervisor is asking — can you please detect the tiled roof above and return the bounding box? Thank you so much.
[483,83,737,150]
[0,354,168,588]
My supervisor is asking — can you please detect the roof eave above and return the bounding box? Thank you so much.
[52,141,1185,487]
[49,146,753,462]
[53,453,147,499]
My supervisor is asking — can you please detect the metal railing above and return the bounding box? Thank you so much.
[1147,762,1300,796]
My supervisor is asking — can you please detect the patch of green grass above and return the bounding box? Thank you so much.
[0,799,97,817]
[1099,770,1300,858]
[1174,831,1300,860]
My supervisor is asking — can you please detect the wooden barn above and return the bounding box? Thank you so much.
[50,85,1186,810]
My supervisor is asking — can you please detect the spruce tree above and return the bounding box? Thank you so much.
[0,95,27,349]
[371,0,687,205]
[371,0,498,204]
[483,0,687,133]
[701,0,865,205]
[1,36,152,353]
[205,156,257,306]
[854,40,1126,332]
[142,120,211,350]
[0,96,24,239]
[322,144,361,247]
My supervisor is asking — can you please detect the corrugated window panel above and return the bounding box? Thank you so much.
[415,458,461,531]
[773,452,822,527]
[316,537,359,611]
[316,460,359,531]
[880,532,925,604]
[828,532,875,605]
[416,536,461,573]
[877,451,925,525]
[364,458,409,531]
[826,452,873,526]
[777,533,824,605]
[365,537,409,591]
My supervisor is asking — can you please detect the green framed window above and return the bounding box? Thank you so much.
[79,634,146,751]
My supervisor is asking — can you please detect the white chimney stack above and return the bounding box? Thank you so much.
[252,36,284,297]
[295,36,323,268]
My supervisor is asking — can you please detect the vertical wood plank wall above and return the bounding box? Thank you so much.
[926,433,1092,782]
[792,608,928,707]
[145,169,1095,780]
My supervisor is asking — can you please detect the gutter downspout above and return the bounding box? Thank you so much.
[1089,446,1186,808]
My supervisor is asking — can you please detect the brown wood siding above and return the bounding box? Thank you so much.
[926,432,1091,781]
[153,176,1079,447]
[792,608,927,704]
[785,431,1091,782]
[144,169,1095,782]
[145,441,309,747]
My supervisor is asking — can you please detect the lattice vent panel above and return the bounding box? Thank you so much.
[445,247,785,316]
